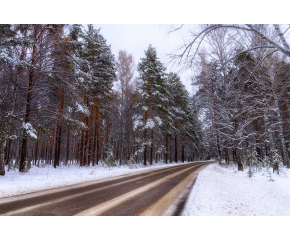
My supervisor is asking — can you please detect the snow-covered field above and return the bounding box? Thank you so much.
[182,162,290,216]
[0,161,189,199]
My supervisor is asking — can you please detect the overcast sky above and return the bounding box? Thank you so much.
[93,24,195,95]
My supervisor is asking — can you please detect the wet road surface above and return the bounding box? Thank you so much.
[0,161,213,216]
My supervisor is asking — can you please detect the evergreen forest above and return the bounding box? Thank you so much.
[1,24,290,176]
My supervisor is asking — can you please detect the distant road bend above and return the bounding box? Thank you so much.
[0,161,214,216]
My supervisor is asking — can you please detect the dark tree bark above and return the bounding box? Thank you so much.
[150,129,153,165]
[182,141,185,163]
[66,125,70,166]
[175,135,178,163]
[165,135,168,164]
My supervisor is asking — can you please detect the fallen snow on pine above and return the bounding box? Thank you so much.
[22,122,37,139]
[182,163,290,216]
[0,161,187,199]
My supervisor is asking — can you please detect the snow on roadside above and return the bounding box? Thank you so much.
[182,163,290,216]
[0,161,191,199]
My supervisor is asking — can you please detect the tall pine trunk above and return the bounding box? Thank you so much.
[181,140,185,163]
[274,96,289,166]
[165,135,168,164]
[0,85,18,175]
[174,135,178,163]
[150,129,153,165]
[19,71,34,172]
[143,76,149,166]
[54,89,64,168]
[34,129,39,165]
[19,27,38,172]
[66,125,70,166]
[253,113,262,160]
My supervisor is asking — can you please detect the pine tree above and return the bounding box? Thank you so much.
[136,45,168,165]
[271,149,284,174]
[167,72,204,162]
[73,24,116,166]
[18,25,67,172]
[0,24,17,176]
[0,24,31,176]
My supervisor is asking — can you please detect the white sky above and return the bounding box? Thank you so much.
[93,24,195,95]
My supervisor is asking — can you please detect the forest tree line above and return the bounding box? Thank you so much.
[2,24,288,177]
[176,24,290,172]
[0,24,204,176]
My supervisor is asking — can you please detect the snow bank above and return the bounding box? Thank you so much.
[182,163,290,216]
[0,161,186,199]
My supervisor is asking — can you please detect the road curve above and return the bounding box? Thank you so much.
[0,161,213,216]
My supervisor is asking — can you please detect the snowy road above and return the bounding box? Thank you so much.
[0,161,213,216]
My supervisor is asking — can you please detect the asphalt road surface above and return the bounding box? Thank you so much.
[0,161,214,216]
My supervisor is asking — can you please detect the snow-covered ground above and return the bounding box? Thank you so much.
[182,162,290,216]
[3,161,289,216]
[0,161,191,199]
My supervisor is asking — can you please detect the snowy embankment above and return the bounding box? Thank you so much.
[0,161,191,199]
[182,162,290,216]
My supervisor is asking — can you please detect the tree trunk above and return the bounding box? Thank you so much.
[143,76,149,166]
[54,126,62,168]
[165,135,168,164]
[237,153,243,171]
[170,140,172,163]
[224,148,229,164]
[284,92,290,153]
[80,129,85,167]
[66,125,70,166]
[150,129,153,165]
[92,122,97,166]
[0,41,25,175]
[34,129,39,165]
[174,135,178,163]
[6,140,11,166]
[181,140,185,163]
[96,125,100,165]
[253,114,262,160]
[274,96,289,166]
[19,28,37,172]
[84,121,89,166]
[49,128,55,165]
[0,140,7,175]
[213,89,222,160]
[144,132,147,166]
[54,89,64,168]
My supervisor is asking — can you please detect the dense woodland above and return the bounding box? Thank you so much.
[172,24,290,173]
[1,24,290,177]
[0,24,203,176]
